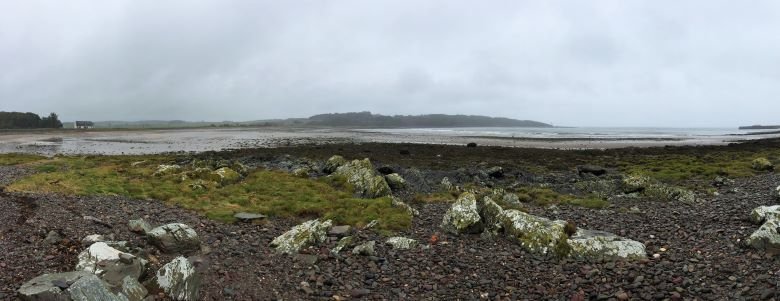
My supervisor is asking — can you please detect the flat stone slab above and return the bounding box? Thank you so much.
[233,212,267,222]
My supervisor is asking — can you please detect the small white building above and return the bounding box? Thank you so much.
[74,121,94,129]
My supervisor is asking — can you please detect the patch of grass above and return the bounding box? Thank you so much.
[513,187,610,209]
[6,155,411,231]
[614,150,780,183]
[0,153,47,165]
[412,191,459,203]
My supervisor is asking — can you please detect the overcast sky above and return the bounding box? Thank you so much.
[1,1,779,127]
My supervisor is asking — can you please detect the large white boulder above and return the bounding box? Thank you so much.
[567,229,646,260]
[155,257,201,301]
[499,210,568,255]
[332,159,391,198]
[750,205,780,224]
[147,223,201,254]
[270,219,333,254]
[441,192,483,234]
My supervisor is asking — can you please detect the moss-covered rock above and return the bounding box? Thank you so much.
[332,159,391,198]
[752,158,774,171]
[292,167,311,178]
[747,217,780,252]
[621,175,651,193]
[323,155,347,174]
[567,229,646,260]
[499,210,568,255]
[385,237,418,250]
[270,219,333,255]
[441,192,483,234]
[385,173,407,190]
[645,184,696,204]
[211,167,241,186]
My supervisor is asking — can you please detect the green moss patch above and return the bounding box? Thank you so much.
[0,153,47,166]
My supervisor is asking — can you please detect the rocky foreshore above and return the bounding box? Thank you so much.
[2,142,780,300]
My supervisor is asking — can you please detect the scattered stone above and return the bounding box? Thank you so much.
[331,236,354,254]
[147,223,201,254]
[385,237,418,250]
[502,193,521,205]
[328,225,351,237]
[577,165,607,176]
[119,276,148,301]
[294,254,319,266]
[751,158,774,171]
[155,257,201,301]
[270,219,333,254]
[153,164,182,177]
[128,219,152,234]
[385,173,407,190]
[441,192,483,235]
[622,175,651,193]
[233,212,267,222]
[323,155,347,174]
[567,229,647,260]
[500,210,568,255]
[352,241,376,256]
[44,230,62,245]
[83,216,112,228]
[332,159,391,198]
[466,142,478,148]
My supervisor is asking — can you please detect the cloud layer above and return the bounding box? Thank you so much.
[2,0,779,126]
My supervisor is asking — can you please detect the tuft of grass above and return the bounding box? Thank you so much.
[7,155,411,231]
[512,187,610,209]
[0,153,47,166]
[412,191,459,203]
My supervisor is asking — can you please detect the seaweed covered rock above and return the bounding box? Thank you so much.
[385,173,407,190]
[323,155,347,174]
[567,229,646,260]
[441,192,483,234]
[385,237,418,250]
[154,257,201,301]
[147,223,201,254]
[500,210,568,255]
[752,158,774,171]
[270,219,333,255]
[332,158,391,198]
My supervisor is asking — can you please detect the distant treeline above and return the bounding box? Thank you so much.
[0,111,63,129]
[307,112,552,128]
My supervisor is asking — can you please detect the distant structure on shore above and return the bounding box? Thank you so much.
[739,125,780,130]
[74,121,94,129]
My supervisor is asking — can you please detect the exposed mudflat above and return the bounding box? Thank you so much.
[2,127,780,156]
[2,144,780,300]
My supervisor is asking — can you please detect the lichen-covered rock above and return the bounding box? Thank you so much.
[128,219,152,234]
[331,236,354,255]
[502,193,521,205]
[440,177,455,191]
[750,205,780,224]
[385,173,407,190]
[153,165,182,177]
[18,271,93,301]
[621,175,651,193]
[211,167,241,185]
[441,192,483,234]
[352,241,376,256]
[67,274,123,301]
[775,185,780,200]
[333,159,391,198]
[323,155,347,174]
[567,229,646,260]
[385,237,418,250]
[75,242,144,281]
[752,158,774,171]
[747,217,780,252]
[147,223,201,254]
[500,210,568,255]
[119,276,148,301]
[391,196,419,216]
[155,257,201,301]
[270,219,333,254]
[479,196,504,233]
[645,184,696,204]
[292,167,311,178]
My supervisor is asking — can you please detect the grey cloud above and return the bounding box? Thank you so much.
[1,0,780,126]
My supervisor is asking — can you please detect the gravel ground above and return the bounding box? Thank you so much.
[1,166,780,300]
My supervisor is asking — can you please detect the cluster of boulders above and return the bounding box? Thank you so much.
[441,192,647,260]
[150,158,249,190]
[269,218,420,259]
[18,220,203,301]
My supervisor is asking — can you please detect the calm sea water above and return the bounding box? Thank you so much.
[358,127,766,140]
